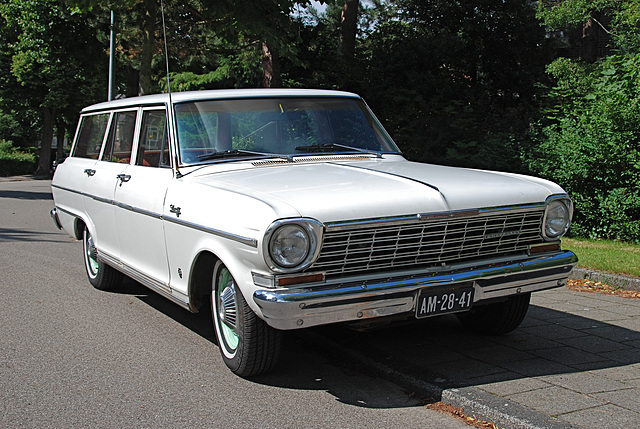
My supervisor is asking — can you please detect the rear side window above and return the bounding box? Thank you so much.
[101,111,137,163]
[72,113,109,159]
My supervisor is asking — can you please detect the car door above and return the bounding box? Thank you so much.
[83,109,137,264]
[113,108,173,290]
[52,112,109,230]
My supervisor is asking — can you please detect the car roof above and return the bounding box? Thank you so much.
[81,88,361,113]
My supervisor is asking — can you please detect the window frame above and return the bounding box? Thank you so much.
[70,112,111,160]
[135,107,171,169]
[100,109,139,164]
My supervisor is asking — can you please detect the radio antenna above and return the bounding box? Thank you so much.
[159,0,182,177]
[160,0,171,95]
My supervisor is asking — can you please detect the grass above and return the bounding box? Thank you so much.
[563,237,640,278]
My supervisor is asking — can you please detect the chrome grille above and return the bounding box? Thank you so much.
[310,210,544,277]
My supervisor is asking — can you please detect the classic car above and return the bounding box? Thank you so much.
[50,89,577,377]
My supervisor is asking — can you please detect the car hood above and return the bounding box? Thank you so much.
[191,157,564,222]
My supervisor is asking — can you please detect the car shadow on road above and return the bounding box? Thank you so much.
[0,227,69,243]
[310,304,640,393]
[0,189,53,200]
[111,278,640,408]
[115,277,430,408]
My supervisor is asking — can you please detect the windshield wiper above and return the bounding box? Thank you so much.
[294,143,382,158]
[197,149,293,162]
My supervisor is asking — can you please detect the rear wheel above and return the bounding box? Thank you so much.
[211,261,282,377]
[457,293,531,336]
[82,228,123,291]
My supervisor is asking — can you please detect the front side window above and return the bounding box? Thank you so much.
[72,113,109,159]
[136,110,170,168]
[174,97,400,164]
[102,111,136,163]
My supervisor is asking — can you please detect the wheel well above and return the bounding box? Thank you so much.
[74,218,86,240]
[189,251,218,312]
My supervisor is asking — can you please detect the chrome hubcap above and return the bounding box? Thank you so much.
[86,233,99,275]
[219,284,237,329]
[216,268,240,351]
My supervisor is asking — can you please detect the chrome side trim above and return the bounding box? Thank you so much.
[98,251,191,311]
[51,184,256,247]
[51,183,91,198]
[253,250,577,330]
[55,205,76,217]
[114,201,163,220]
[162,216,258,248]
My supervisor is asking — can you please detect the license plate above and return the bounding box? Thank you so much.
[416,286,474,318]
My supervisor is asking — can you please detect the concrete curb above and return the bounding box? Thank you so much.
[570,267,640,292]
[442,387,579,429]
[0,175,47,182]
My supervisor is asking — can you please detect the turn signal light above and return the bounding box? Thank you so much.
[529,243,560,254]
[276,273,325,286]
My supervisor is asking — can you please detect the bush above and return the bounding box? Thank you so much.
[0,140,37,176]
[525,54,640,242]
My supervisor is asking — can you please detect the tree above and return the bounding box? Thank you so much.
[0,0,105,177]
[352,0,550,172]
[526,0,640,241]
[67,0,313,93]
[338,0,358,58]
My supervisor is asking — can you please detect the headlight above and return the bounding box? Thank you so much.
[264,219,323,272]
[543,197,572,240]
[269,224,309,267]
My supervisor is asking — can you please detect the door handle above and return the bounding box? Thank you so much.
[116,174,131,185]
[84,169,96,177]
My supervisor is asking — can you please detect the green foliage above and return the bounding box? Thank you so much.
[0,0,106,176]
[346,0,550,172]
[0,0,636,244]
[0,140,37,176]
[161,50,263,92]
[538,0,640,51]
[527,1,640,243]
[525,54,640,242]
[536,0,614,28]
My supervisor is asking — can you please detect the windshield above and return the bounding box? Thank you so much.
[174,97,400,164]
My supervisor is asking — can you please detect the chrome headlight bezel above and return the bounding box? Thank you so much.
[542,195,573,240]
[263,218,323,273]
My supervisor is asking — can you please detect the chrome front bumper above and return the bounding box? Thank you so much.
[253,251,578,330]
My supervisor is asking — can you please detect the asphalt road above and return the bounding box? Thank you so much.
[0,178,470,429]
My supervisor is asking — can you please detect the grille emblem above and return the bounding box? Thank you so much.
[484,230,522,239]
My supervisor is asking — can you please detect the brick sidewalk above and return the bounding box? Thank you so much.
[317,286,640,428]
[476,288,640,427]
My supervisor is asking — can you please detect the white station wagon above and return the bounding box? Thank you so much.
[51,89,577,377]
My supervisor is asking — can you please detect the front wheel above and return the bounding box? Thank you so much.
[82,227,123,291]
[211,262,282,377]
[457,293,531,336]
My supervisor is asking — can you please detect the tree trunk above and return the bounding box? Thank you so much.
[339,0,359,58]
[35,107,55,178]
[261,41,282,88]
[56,122,66,159]
[139,0,156,95]
[581,17,598,63]
[126,65,140,98]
